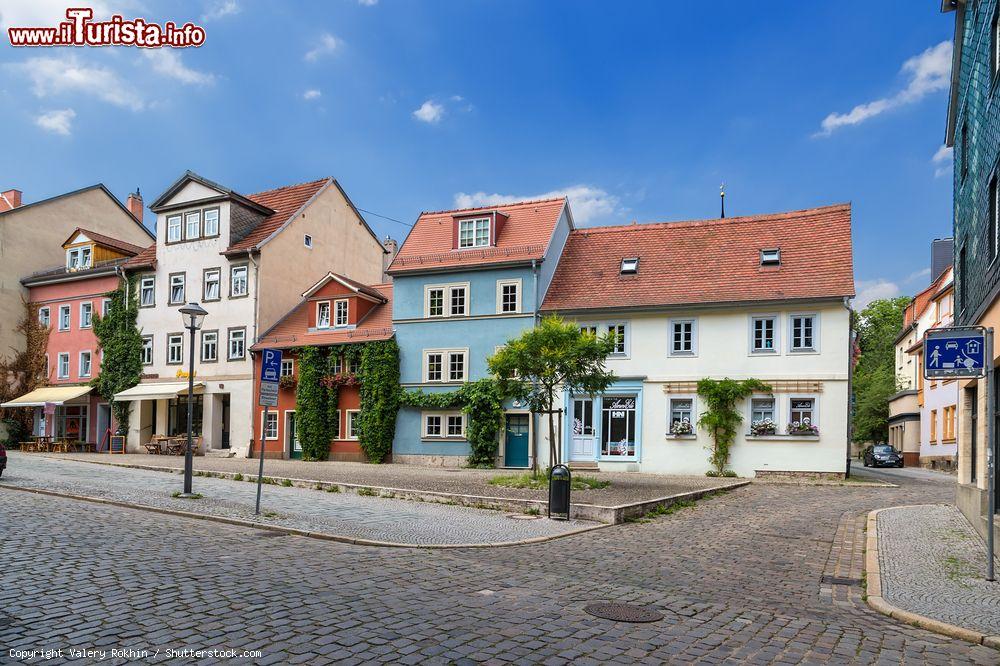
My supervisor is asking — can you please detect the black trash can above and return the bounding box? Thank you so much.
[548,464,571,520]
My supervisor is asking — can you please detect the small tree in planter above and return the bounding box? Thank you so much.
[696,378,771,475]
[489,316,617,471]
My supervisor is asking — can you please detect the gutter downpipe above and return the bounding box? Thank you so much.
[845,296,854,477]
[245,248,260,458]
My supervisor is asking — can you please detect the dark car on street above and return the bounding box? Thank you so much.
[863,444,903,468]
[0,442,6,478]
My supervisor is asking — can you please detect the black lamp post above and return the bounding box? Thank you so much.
[178,302,207,497]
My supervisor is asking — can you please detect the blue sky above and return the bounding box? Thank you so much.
[0,1,955,307]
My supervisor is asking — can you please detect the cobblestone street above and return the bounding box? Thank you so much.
[3,467,998,664]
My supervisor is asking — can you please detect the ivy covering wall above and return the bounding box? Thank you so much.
[357,339,401,463]
[91,279,143,438]
[295,346,330,460]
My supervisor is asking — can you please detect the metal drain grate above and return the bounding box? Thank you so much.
[584,603,664,623]
[821,575,861,586]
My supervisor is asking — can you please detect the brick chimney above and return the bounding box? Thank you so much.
[126,188,143,223]
[382,236,398,282]
[1,189,22,211]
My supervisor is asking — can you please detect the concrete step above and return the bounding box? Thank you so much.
[205,448,236,459]
[568,462,600,472]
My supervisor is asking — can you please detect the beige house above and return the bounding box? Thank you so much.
[118,171,389,457]
[0,185,153,360]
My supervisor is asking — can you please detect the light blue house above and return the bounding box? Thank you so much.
[386,198,573,467]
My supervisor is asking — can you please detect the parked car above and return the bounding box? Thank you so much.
[0,442,6,478]
[863,444,903,468]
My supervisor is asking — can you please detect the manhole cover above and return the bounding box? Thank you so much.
[584,603,664,623]
[507,514,542,520]
[820,575,861,586]
[256,531,287,538]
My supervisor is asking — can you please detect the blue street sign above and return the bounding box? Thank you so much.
[924,327,986,379]
[259,348,283,407]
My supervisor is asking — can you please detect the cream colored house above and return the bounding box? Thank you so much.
[0,185,153,360]
[118,171,387,456]
[540,204,855,478]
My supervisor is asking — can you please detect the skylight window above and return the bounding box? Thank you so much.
[760,249,781,266]
[620,257,639,274]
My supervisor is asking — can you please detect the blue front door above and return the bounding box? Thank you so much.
[504,414,530,468]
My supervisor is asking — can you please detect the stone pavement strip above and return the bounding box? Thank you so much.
[1,453,604,547]
[3,466,1000,664]
[867,503,1000,647]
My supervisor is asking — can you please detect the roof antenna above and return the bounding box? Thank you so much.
[719,183,726,219]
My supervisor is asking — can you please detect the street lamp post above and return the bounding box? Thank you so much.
[178,302,208,498]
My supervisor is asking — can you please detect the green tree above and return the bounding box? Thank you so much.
[696,378,771,474]
[91,279,143,439]
[489,315,617,469]
[852,296,910,444]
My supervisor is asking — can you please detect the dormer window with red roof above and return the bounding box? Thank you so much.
[458,217,490,249]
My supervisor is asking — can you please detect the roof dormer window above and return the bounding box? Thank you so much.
[458,217,490,248]
[67,246,92,271]
[760,248,781,266]
[620,257,639,275]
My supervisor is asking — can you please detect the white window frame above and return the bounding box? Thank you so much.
[169,274,186,306]
[788,313,819,353]
[167,334,184,365]
[184,210,201,240]
[201,331,218,362]
[140,276,155,307]
[669,318,697,356]
[38,306,50,328]
[316,301,331,329]
[424,282,470,318]
[58,305,71,331]
[620,257,639,274]
[57,352,70,379]
[760,248,781,266]
[346,409,360,440]
[203,269,221,302]
[281,359,295,377]
[66,247,92,270]
[141,335,153,366]
[203,208,220,237]
[422,411,465,439]
[496,279,522,314]
[425,286,445,318]
[668,395,695,434]
[334,299,349,327]
[423,348,468,383]
[228,328,246,360]
[167,215,182,243]
[79,350,92,378]
[230,265,249,298]
[606,322,629,357]
[425,352,443,382]
[331,409,341,439]
[789,396,819,428]
[749,314,779,354]
[80,302,93,329]
[458,217,490,248]
[102,299,111,317]
[261,411,278,441]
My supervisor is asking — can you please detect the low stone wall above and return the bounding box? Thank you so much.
[754,469,845,481]
[393,453,467,468]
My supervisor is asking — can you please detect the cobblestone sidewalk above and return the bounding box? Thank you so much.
[876,504,1000,637]
[1,453,601,546]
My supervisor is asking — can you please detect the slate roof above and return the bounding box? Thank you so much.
[541,203,855,313]
[388,198,567,274]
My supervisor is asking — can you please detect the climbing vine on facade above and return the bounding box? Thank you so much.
[696,377,771,475]
[295,346,330,460]
[0,300,50,445]
[91,279,143,437]
[357,339,401,463]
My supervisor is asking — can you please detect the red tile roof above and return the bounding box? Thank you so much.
[63,227,146,256]
[226,178,331,254]
[388,198,566,273]
[252,283,394,351]
[541,203,854,312]
[124,244,157,269]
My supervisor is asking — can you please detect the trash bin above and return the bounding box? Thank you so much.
[549,464,571,520]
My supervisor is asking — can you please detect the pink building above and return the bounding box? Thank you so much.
[13,228,145,447]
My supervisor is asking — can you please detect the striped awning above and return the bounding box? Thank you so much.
[0,385,93,408]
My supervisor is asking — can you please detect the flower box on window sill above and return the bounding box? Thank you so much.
[746,433,819,441]
[665,433,696,440]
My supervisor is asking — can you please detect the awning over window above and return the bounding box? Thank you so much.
[113,381,204,402]
[0,385,93,408]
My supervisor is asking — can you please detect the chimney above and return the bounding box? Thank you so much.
[1,189,22,211]
[382,236,398,282]
[126,188,143,223]
[931,237,953,280]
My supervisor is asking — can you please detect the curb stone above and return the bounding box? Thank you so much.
[864,506,1000,651]
[0,483,611,549]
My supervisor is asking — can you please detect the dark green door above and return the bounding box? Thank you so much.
[288,413,302,459]
[504,414,530,468]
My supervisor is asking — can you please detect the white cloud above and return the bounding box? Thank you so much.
[453,185,621,225]
[904,267,932,284]
[201,0,240,22]
[932,144,953,178]
[303,89,322,100]
[143,50,215,86]
[9,54,143,110]
[816,41,952,137]
[34,108,75,135]
[305,33,339,62]
[854,279,902,310]
[413,100,444,124]
[358,0,378,5]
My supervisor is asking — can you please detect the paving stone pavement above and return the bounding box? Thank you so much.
[877,504,1000,635]
[1,454,598,545]
[2,464,999,664]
